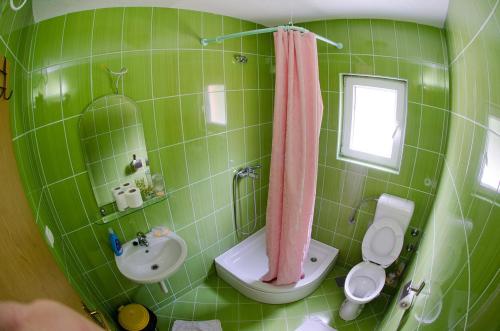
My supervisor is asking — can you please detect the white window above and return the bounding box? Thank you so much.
[479,116,500,191]
[338,75,407,173]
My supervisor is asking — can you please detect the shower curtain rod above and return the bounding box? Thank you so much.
[200,25,343,49]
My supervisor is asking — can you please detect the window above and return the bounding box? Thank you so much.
[338,75,408,173]
[479,115,500,191]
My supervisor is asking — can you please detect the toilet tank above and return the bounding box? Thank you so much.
[373,194,415,231]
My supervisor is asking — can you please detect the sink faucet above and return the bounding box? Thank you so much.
[136,232,149,247]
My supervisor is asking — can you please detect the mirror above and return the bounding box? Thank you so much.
[80,94,149,206]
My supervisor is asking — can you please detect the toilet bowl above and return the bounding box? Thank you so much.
[339,194,414,321]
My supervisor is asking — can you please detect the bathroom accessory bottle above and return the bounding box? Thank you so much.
[109,228,123,256]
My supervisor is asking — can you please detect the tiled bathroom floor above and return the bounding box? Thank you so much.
[154,266,390,331]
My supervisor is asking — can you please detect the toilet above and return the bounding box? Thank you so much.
[339,194,414,321]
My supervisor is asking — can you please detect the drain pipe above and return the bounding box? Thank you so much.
[159,280,169,294]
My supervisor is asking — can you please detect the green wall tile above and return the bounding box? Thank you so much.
[49,178,88,232]
[62,11,93,61]
[36,122,73,183]
[419,106,446,152]
[222,17,241,52]
[169,187,195,229]
[61,61,92,118]
[185,138,210,183]
[190,180,214,219]
[202,13,223,51]
[399,59,423,103]
[207,134,229,174]
[91,53,121,98]
[227,129,245,167]
[224,52,243,90]
[348,20,373,54]
[371,20,397,56]
[395,21,421,59]
[179,50,203,94]
[418,25,445,64]
[92,8,123,55]
[123,7,152,51]
[64,117,86,173]
[123,51,152,101]
[154,97,183,147]
[66,225,107,267]
[33,16,64,69]
[203,51,224,86]
[374,56,398,77]
[160,144,188,190]
[178,10,202,49]
[422,64,447,108]
[325,19,350,53]
[152,8,178,49]
[152,50,179,97]
[226,91,244,129]
[181,93,206,140]
[32,68,62,127]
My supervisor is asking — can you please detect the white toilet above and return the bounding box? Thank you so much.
[339,194,415,321]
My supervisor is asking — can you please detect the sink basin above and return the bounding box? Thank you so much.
[115,231,187,284]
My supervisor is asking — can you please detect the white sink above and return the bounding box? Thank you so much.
[115,231,187,285]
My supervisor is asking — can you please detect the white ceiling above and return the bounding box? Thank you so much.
[33,0,450,27]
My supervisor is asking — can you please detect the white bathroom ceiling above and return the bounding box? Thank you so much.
[33,0,450,27]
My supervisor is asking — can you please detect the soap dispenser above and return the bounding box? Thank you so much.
[108,228,123,256]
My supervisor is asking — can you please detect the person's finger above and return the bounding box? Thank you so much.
[0,301,26,331]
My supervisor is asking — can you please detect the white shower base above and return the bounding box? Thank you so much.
[215,228,339,304]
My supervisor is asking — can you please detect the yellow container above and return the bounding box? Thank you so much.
[118,304,150,331]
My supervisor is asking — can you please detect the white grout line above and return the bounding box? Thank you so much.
[175,9,209,279]
[0,34,28,72]
[90,10,96,100]
[394,21,400,77]
[450,0,499,65]
[415,206,437,331]
[443,161,471,329]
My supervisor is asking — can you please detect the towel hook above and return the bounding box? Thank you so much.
[105,66,128,94]
[0,57,13,101]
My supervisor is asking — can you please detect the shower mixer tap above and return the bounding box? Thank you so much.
[233,164,261,237]
[236,165,261,179]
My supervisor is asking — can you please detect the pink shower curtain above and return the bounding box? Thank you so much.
[262,29,323,285]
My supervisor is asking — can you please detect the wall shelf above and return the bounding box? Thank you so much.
[96,194,168,225]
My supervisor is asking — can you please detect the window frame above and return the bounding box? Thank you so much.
[337,74,408,174]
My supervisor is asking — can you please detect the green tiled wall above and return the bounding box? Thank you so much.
[11,7,275,321]
[299,19,450,270]
[380,1,500,330]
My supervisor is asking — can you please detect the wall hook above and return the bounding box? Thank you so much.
[105,66,128,94]
[0,57,13,100]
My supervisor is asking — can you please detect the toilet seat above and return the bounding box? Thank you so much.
[362,218,404,268]
[344,261,385,304]
[344,218,405,303]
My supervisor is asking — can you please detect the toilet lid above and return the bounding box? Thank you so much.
[362,218,404,268]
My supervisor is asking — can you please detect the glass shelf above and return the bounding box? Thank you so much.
[96,194,168,225]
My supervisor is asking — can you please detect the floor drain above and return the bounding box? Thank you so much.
[145,250,149,253]
[151,264,159,270]
[310,257,317,262]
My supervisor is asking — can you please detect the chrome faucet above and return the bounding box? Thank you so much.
[235,164,261,179]
[136,232,149,247]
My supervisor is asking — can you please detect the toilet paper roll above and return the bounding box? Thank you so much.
[399,291,415,309]
[125,187,143,208]
[121,181,135,190]
[112,186,122,198]
[115,190,128,211]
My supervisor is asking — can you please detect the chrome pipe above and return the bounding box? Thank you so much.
[232,164,260,236]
